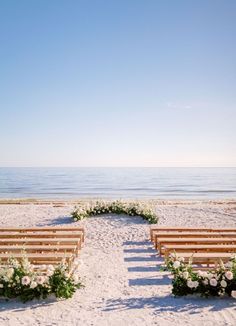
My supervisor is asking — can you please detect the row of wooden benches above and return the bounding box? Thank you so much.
[150,226,236,267]
[0,227,85,266]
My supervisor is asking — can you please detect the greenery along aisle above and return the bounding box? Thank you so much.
[164,253,236,299]
[71,200,158,224]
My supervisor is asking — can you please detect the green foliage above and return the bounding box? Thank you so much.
[49,266,81,299]
[0,257,82,302]
[164,253,236,298]
[71,200,158,224]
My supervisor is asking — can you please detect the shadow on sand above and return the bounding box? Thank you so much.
[0,297,57,312]
[103,295,236,314]
[35,215,73,227]
[129,275,171,286]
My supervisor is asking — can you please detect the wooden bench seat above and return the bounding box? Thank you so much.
[150,227,236,242]
[155,232,236,238]
[0,227,85,242]
[0,232,84,249]
[0,252,75,265]
[0,237,81,246]
[169,252,235,266]
[153,232,236,249]
[0,244,77,254]
[156,237,236,254]
[163,244,236,257]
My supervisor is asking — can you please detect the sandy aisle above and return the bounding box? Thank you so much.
[0,202,236,325]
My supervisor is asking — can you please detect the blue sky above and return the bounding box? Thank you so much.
[0,0,235,167]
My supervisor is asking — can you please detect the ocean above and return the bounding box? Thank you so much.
[0,167,235,199]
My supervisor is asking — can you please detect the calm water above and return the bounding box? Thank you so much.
[0,167,235,199]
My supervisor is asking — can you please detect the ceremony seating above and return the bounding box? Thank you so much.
[150,226,236,242]
[150,226,236,268]
[0,227,84,266]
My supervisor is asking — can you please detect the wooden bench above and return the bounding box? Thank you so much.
[168,252,235,267]
[0,238,81,249]
[0,244,78,254]
[150,226,236,269]
[0,227,84,267]
[153,232,236,250]
[0,252,75,265]
[150,227,236,242]
[156,237,236,255]
[163,244,236,258]
[0,227,85,242]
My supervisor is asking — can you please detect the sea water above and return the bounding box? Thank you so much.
[0,167,235,199]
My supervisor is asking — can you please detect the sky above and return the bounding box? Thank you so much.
[0,0,236,167]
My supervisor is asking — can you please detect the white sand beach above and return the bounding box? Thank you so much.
[0,200,236,326]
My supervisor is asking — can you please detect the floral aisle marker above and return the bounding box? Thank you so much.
[164,252,236,299]
[0,256,82,302]
[71,200,158,224]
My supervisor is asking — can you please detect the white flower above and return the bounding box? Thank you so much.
[0,284,3,288]
[210,278,217,287]
[231,290,236,299]
[187,280,195,289]
[188,280,199,288]
[21,276,31,286]
[11,260,20,268]
[47,269,54,276]
[173,261,181,269]
[48,264,54,271]
[36,276,45,285]
[179,257,185,262]
[73,217,77,222]
[207,273,213,280]
[220,280,227,288]
[44,276,49,284]
[225,262,233,268]
[225,271,233,280]
[6,268,14,279]
[182,271,189,279]
[194,281,199,287]
[200,271,208,278]
[22,263,31,273]
[30,281,37,289]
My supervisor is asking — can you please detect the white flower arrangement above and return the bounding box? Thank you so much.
[164,253,236,298]
[0,257,82,302]
[71,200,158,224]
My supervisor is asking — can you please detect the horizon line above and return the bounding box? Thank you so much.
[0,166,236,169]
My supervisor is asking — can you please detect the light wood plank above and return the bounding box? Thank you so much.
[0,252,75,265]
[0,244,77,254]
[156,237,236,253]
[0,238,81,252]
[150,227,236,241]
[169,252,234,265]
[0,227,85,242]
[163,244,236,257]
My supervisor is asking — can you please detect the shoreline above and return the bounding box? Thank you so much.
[0,198,236,205]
